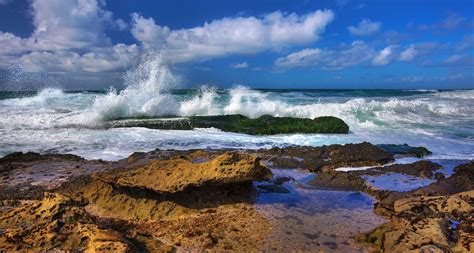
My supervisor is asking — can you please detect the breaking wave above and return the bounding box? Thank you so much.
[0,49,472,138]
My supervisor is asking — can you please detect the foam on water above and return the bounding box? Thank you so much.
[89,51,180,121]
[0,50,473,160]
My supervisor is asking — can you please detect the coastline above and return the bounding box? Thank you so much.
[1,142,472,252]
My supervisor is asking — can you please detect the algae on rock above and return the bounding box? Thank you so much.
[107,114,350,135]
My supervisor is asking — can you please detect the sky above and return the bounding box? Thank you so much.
[0,0,473,90]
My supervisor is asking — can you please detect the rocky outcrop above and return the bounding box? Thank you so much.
[308,171,369,192]
[350,160,442,179]
[258,142,395,171]
[377,144,432,158]
[0,152,272,251]
[357,162,474,252]
[102,152,272,193]
[357,190,473,252]
[0,192,140,252]
[107,114,350,135]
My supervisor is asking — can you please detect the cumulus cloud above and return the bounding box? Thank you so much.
[275,41,375,69]
[372,46,398,66]
[19,44,139,72]
[29,0,115,50]
[231,62,249,69]
[348,19,381,36]
[0,0,139,73]
[130,9,335,62]
[115,19,129,31]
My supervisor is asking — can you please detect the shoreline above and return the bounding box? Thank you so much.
[0,142,472,251]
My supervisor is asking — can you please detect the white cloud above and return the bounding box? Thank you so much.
[1,2,335,75]
[231,62,249,69]
[275,41,375,69]
[275,42,431,69]
[115,19,129,31]
[0,0,139,73]
[348,19,381,36]
[398,45,417,62]
[30,0,114,50]
[18,44,139,72]
[372,45,397,66]
[131,9,334,62]
[130,13,171,43]
[0,0,12,5]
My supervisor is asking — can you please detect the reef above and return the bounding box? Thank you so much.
[106,114,350,135]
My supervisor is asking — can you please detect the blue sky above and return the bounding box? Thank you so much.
[0,0,473,90]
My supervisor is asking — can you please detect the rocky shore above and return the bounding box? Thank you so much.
[0,142,472,252]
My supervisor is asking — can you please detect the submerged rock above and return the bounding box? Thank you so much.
[377,144,432,158]
[107,114,350,135]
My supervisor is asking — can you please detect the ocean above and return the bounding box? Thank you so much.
[0,57,473,161]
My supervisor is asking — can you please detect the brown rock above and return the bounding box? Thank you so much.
[358,162,474,252]
[257,142,394,171]
[308,171,369,191]
[0,192,137,252]
[108,152,272,193]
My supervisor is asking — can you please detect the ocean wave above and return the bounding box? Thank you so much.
[0,49,472,145]
[89,51,180,121]
[1,88,65,107]
[434,90,474,100]
[1,86,470,135]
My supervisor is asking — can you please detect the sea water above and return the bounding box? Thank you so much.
[0,54,473,161]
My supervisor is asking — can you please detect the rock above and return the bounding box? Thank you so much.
[357,161,474,253]
[0,152,274,251]
[107,114,350,135]
[377,144,432,158]
[382,160,442,178]
[434,172,445,181]
[351,160,442,179]
[308,171,369,191]
[0,151,83,164]
[0,152,84,174]
[103,152,272,194]
[270,176,295,185]
[0,192,139,252]
[393,190,473,214]
[257,184,291,193]
[258,142,394,172]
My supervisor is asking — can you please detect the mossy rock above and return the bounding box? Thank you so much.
[107,114,349,135]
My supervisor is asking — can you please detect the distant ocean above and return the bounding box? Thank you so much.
[1,56,473,160]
